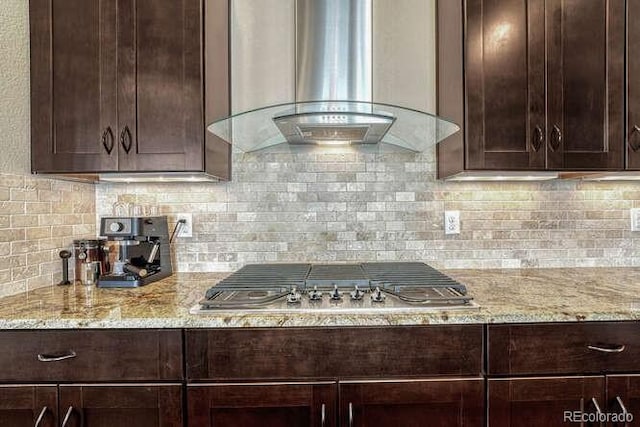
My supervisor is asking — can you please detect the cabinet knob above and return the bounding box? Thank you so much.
[102,127,115,155]
[120,125,133,154]
[629,125,640,152]
[549,125,562,152]
[531,126,544,152]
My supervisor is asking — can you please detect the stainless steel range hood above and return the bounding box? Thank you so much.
[207,0,459,153]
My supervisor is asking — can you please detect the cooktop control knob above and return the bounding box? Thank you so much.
[350,285,364,301]
[286,287,302,304]
[371,287,385,303]
[109,221,124,232]
[329,284,342,301]
[308,286,323,302]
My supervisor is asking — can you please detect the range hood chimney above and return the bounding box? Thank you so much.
[208,0,459,153]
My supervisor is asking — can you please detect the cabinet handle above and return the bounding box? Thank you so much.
[34,406,48,427]
[550,125,562,152]
[120,125,133,154]
[591,397,604,416]
[321,403,326,427]
[630,125,640,152]
[615,396,629,418]
[102,127,115,155]
[348,402,353,427]
[61,406,74,427]
[37,350,77,362]
[587,344,626,353]
[531,126,544,152]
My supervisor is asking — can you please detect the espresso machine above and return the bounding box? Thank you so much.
[97,216,173,288]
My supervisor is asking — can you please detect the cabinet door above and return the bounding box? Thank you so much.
[546,0,625,170]
[340,378,484,427]
[0,386,57,427]
[188,382,337,427]
[30,0,118,173]
[628,0,640,169]
[607,375,640,426]
[117,0,203,172]
[465,0,545,170]
[488,376,604,426]
[59,384,182,427]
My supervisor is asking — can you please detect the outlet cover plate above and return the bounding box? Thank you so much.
[631,209,640,232]
[176,213,193,238]
[444,210,460,235]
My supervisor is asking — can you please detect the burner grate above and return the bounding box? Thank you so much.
[205,264,310,298]
[361,262,468,293]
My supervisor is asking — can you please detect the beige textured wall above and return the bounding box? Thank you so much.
[0,1,97,297]
[0,0,31,175]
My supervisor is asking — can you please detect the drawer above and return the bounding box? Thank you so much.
[487,322,640,375]
[186,326,483,381]
[0,329,182,382]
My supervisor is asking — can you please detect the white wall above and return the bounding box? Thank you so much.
[373,0,436,112]
[0,0,31,175]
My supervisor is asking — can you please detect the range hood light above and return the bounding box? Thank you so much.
[315,140,352,146]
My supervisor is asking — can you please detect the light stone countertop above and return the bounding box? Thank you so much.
[0,268,639,329]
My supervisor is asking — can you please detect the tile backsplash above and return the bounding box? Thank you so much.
[96,147,640,272]
[0,173,96,296]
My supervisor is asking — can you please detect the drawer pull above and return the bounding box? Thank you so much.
[34,406,48,427]
[37,350,77,362]
[321,403,326,427]
[587,344,626,354]
[348,402,353,427]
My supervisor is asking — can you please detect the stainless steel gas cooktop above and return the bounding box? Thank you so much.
[191,262,478,314]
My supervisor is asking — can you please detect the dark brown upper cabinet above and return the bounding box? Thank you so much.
[437,0,625,179]
[30,0,231,180]
[628,0,640,169]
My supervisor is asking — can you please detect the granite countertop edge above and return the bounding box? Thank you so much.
[0,268,638,329]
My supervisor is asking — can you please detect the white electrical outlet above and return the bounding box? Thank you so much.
[631,208,640,232]
[176,213,193,238]
[444,210,460,235]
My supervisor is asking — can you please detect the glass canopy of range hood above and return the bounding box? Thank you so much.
[207,101,460,153]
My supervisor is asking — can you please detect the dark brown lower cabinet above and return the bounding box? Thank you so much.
[58,384,183,427]
[187,382,337,427]
[0,385,57,427]
[340,378,484,427]
[488,376,605,426]
[607,375,640,426]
